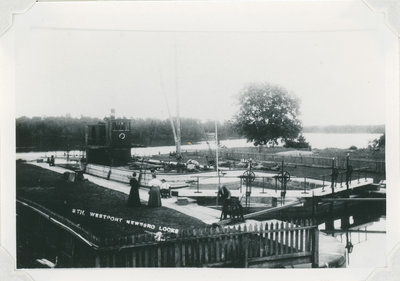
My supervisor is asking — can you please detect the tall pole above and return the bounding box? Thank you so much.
[174,35,181,158]
[331,157,335,194]
[216,120,220,206]
[159,70,178,148]
[346,153,350,191]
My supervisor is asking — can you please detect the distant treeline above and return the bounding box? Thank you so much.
[303,125,384,134]
[16,116,99,151]
[130,118,239,146]
[16,116,385,152]
[16,116,239,151]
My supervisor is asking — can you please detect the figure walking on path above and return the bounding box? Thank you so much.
[148,174,162,207]
[127,172,141,207]
[218,185,231,220]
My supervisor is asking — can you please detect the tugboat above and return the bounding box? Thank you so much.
[86,109,132,166]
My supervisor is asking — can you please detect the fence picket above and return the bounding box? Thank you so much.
[263,223,269,256]
[229,227,234,261]
[269,223,274,255]
[280,222,285,255]
[157,246,162,267]
[210,228,216,263]
[181,231,186,267]
[274,222,280,255]
[163,244,168,267]
[290,220,295,254]
[188,235,193,266]
[305,220,310,251]
[285,221,289,254]
[226,227,232,262]
[231,227,237,262]
[234,227,240,262]
[295,220,299,252]
[193,229,199,266]
[174,233,181,267]
[215,228,221,263]
[261,223,266,256]
[198,229,203,265]
[204,228,209,265]
[144,247,149,267]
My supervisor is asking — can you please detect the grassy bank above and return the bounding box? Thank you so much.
[221,146,385,161]
[16,163,206,238]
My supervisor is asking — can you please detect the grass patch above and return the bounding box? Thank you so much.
[16,163,206,239]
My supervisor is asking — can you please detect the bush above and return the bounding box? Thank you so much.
[349,146,358,150]
[284,135,311,149]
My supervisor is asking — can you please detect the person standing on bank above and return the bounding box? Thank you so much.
[148,174,162,207]
[127,172,141,207]
[218,185,231,219]
[160,179,171,198]
[50,155,55,166]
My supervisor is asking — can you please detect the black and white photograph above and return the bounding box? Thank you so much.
[1,0,399,280]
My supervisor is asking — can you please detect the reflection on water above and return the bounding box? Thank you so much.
[318,203,386,268]
[130,133,382,156]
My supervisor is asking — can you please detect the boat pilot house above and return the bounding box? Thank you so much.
[86,112,132,166]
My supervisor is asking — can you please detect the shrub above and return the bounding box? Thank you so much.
[284,135,311,149]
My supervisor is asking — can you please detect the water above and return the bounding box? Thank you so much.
[16,133,382,160]
[342,218,386,268]
[317,203,386,268]
[303,133,382,150]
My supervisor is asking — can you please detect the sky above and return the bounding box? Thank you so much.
[12,1,388,126]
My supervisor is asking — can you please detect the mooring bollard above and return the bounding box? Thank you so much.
[261,177,265,193]
[302,177,308,194]
[195,176,201,193]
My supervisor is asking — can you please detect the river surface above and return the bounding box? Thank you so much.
[320,217,386,268]
[16,133,382,161]
[131,133,382,157]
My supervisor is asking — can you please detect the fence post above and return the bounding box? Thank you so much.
[261,177,265,193]
[95,254,101,267]
[302,177,308,194]
[311,227,319,268]
[195,176,201,193]
[243,233,249,268]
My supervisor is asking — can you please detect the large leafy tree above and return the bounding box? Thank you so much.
[233,82,302,146]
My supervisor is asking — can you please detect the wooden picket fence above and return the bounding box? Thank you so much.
[17,198,318,268]
[95,220,319,268]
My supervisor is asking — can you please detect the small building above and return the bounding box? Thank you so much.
[86,110,132,166]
